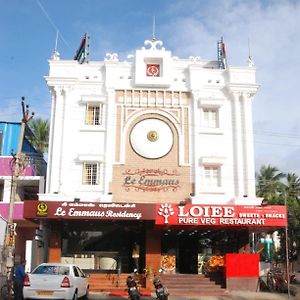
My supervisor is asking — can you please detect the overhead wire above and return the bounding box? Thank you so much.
[35,0,72,50]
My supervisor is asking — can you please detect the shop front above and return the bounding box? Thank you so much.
[23,200,287,284]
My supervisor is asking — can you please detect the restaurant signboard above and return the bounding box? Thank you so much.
[23,201,287,227]
[155,204,287,227]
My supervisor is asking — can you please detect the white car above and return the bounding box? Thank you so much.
[23,263,89,300]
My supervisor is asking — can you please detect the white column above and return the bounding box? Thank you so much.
[38,176,45,194]
[241,93,256,197]
[47,87,65,194]
[45,88,55,194]
[103,88,115,194]
[191,91,200,196]
[232,92,244,197]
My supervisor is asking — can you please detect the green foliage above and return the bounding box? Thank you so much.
[256,165,285,203]
[28,118,49,153]
[256,165,300,262]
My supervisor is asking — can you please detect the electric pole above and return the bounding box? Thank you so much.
[4,97,34,300]
[285,191,291,298]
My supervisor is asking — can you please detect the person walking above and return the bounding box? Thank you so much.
[14,259,26,300]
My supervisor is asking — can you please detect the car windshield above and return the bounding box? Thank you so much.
[33,265,70,275]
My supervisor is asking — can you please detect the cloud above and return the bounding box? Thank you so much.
[0,99,23,122]
[159,0,300,174]
[3,0,299,176]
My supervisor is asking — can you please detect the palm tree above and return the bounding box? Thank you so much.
[283,173,300,260]
[28,118,49,153]
[256,167,300,263]
[256,165,285,203]
[285,173,300,200]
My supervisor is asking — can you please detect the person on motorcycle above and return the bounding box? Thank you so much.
[126,275,136,287]
[126,275,140,300]
[153,278,169,300]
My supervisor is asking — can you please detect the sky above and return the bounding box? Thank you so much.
[1,0,300,176]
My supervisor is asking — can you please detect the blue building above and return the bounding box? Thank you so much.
[0,121,47,266]
[0,121,38,156]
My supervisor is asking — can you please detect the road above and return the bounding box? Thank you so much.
[87,290,296,300]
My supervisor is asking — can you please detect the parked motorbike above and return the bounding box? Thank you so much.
[126,275,140,300]
[153,278,169,300]
[290,273,296,284]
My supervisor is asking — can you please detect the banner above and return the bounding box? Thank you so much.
[23,201,156,220]
[155,203,287,227]
[23,201,287,228]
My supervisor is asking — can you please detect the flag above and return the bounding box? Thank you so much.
[74,33,89,64]
[217,37,227,69]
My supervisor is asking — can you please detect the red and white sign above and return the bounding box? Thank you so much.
[23,201,287,228]
[155,204,287,227]
[146,64,160,77]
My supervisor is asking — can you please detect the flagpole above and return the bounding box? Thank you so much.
[152,16,156,41]
[54,31,58,52]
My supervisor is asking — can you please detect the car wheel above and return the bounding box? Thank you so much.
[72,290,78,300]
[83,286,89,300]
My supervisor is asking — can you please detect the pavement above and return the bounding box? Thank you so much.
[87,285,300,299]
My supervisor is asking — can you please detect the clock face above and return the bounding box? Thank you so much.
[130,119,173,159]
[146,64,160,77]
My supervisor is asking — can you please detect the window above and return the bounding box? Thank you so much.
[73,266,80,277]
[83,162,101,185]
[77,267,86,278]
[33,265,69,275]
[202,108,218,128]
[86,104,103,125]
[203,166,221,187]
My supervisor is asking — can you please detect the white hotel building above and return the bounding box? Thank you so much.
[23,37,286,291]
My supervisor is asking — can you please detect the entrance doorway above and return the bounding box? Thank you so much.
[59,220,146,273]
[161,229,248,274]
[161,229,199,274]
[178,233,198,273]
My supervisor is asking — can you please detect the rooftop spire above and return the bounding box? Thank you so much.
[51,31,60,60]
[152,16,156,41]
[54,31,58,52]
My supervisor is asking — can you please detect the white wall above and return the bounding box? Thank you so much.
[44,39,259,204]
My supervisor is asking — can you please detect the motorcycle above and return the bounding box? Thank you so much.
[153,278,169,300]
[126,275,140,300]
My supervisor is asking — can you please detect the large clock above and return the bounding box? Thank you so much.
[130,119,173,159]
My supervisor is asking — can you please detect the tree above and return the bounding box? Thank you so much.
[256,167,300,262]
[28,118,49,153]
[283,173,300,261]
[285,173,300,200]
[256,165,285,204]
